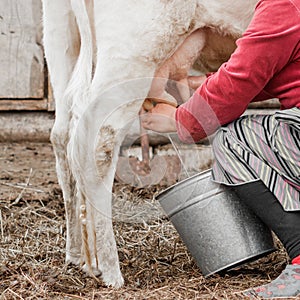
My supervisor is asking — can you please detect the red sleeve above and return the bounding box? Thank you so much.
[176,0,299,143]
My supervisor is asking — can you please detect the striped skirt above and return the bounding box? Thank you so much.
[212,107,300,211]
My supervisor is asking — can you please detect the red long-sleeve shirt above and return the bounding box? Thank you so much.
[175,0,300,143]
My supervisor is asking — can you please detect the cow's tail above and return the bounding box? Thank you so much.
[66,0,96,279]
[66,0,93,114]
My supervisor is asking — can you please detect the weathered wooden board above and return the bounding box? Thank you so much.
[0,99,49,110]
[0,111,54,142]
[0,0,44,99]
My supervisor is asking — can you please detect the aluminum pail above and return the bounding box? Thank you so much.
[156,169,276,277]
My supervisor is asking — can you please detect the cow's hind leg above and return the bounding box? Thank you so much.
[68,77,154,287]
[42,0,82,264]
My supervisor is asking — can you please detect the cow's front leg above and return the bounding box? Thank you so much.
[42,0,82,265]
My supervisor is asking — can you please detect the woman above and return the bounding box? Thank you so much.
[142,0,300,298]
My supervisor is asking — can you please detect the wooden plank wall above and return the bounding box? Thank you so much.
[0,0,53,111]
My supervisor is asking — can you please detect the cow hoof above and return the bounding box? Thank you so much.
[66,254,81,266]
[102,271,124,288]
[82,260,102,277]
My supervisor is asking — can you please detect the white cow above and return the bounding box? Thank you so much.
[42,0,258,287]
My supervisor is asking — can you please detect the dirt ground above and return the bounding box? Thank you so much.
[0,142,296,299]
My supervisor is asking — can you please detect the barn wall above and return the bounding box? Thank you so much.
[0,0,54,111]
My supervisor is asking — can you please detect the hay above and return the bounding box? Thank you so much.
[0,143,297,299]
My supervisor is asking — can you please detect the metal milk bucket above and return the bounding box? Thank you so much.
[157,169,276,276]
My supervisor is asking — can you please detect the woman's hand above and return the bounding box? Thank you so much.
[141,103,177,133]
[187,75,207,90]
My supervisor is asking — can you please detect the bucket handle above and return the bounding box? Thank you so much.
[167,187,224,218]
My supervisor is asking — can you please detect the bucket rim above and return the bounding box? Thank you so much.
[166,187,223,218]
[156,168,212,201]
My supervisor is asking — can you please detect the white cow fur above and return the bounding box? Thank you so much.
[42,0,258,287]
